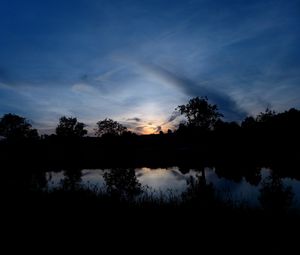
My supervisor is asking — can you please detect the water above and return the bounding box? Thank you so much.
[45,167,300,208]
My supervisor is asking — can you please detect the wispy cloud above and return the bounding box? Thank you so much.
[71,83,97,94]
[160,111,181,128]
[139,62,247,120]
[155,126,162,133]
[126,117,142,122]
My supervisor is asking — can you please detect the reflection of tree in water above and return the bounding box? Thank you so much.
[178,166,190,175]
[6,168,47,193]
[259,173,294,213]
[244,166,262,186]
[103,168,142,199]
[215,163,263,186]
[62,169,82,190]
[214,163,243,183]
[30,171,47,191]
[182,167,215,207]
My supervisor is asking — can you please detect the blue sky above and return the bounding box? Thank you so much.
[1,0,300,134]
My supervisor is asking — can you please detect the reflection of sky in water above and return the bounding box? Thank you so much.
[45,167,300,207]
[282,178,300,208]
[81,170,105,190]
[136,167,197,196]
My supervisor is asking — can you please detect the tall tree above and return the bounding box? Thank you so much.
[256,108,276,123]
[177,97,223,130]
[95,118,127,137]
[56,116,87,137]
[0,113,38,140]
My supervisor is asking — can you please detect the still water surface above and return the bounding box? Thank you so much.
[46,167,300,207]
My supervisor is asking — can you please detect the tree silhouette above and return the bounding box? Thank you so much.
[56,116,87,137]
[95,118,127,137]
[215,119,240,131]
[167,129,173,134]
[256,108,276,123]
[177,97,223,130]
[0,113,38,140]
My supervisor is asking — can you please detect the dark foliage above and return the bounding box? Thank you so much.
[0,113,38,140]
[177,96,223,130]
[95,118,127,137]
[56,116,87,138]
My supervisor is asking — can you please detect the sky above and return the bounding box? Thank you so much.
[1,0,300,134]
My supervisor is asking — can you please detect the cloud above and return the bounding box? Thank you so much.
[134,126,147,134]
[71,83,97,94]
[160,111,181,127]
[0,82,13,90]
[126,117,142,122]
[128,123,162,135]
[168,111,180,122]
[155,126,162,133]
[140,62,247,120]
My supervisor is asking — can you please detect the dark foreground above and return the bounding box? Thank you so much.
[4,190,300,254]
[3,128,300,253]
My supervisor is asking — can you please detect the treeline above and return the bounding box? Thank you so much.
[1,96,300,169]
[1,96,300,139]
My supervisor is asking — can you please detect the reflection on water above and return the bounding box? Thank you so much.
[45,167,300,207]
[136,167,197,195]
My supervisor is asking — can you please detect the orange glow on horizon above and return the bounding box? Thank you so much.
[128,122,173,135]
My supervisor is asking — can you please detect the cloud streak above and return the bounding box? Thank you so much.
[126,117,142,122]
[140,63,247,120]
